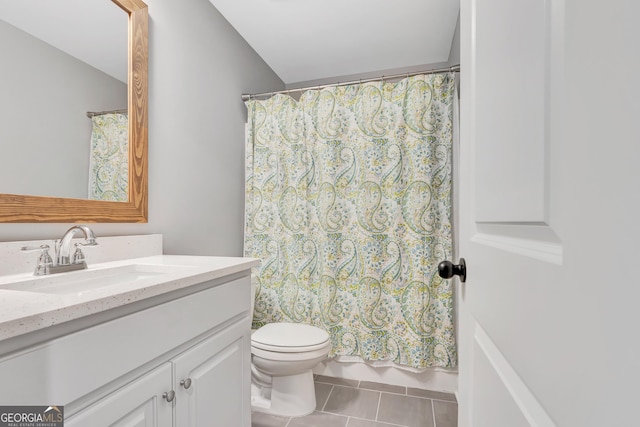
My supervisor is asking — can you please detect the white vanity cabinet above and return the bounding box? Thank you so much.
[67,318,249,427]
[0,271,253,427]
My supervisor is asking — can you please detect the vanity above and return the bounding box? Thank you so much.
[0,234,259,426]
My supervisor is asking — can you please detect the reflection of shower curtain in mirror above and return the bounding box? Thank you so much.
[88,113,128,201]
[244,74,456,369]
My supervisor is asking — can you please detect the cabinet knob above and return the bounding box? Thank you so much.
[180,378,192,389]
[162,390,175,402]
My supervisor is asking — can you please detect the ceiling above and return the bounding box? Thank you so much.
[0,0,459,87]
[0,0,127,83]
[208,0,460,85]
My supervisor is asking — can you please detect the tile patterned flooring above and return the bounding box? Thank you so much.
[251,375,458,427]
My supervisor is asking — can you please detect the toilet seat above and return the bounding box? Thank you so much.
[252,340,330,353]
[251,322,330,353]
[251,342,330,362]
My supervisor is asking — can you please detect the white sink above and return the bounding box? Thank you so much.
[0,264,190,296]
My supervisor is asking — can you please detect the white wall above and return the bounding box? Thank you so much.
[285,61,451,91]
[447,13,460,66]
[0,0,284,256]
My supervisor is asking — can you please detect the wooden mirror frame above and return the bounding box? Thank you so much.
[0,0,148,223]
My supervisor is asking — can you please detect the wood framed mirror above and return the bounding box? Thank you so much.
[0,0,148,223]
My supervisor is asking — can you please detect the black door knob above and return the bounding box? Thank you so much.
[438,258,466,283]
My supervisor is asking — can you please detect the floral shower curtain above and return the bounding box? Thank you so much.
[244,73,456,369]
[88,112,128,201]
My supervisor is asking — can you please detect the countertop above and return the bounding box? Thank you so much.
[0,255,259,341]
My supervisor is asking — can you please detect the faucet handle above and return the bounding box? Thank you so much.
[72,243,86,264]
[21,245,53,276]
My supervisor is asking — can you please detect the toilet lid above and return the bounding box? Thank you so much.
[251,323,330,352]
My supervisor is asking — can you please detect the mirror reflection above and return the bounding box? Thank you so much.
[0,0,128,201]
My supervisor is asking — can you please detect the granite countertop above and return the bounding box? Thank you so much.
[0,255,259,341]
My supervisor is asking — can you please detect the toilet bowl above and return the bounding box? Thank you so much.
[250,278,331,417]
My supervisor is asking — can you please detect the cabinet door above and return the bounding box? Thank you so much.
[173,318,250,427]
[66,363,173,427]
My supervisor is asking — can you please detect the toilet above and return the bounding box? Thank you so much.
[250,278,331,417]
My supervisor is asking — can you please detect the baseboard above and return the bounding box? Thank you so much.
[313,359,458,394]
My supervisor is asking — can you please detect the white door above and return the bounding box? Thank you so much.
[458,0,640,426]
[173,319,251,427]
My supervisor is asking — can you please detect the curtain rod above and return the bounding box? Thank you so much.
[86,108,128,118]
[241,64,460,101]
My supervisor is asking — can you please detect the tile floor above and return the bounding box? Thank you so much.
[251,375,458,427]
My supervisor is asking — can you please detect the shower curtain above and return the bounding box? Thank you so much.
[244,74,456,369]
[88,112,128,201]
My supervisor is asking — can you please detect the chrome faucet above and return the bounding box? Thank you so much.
[22,225,98,276]
[56,225,98,266]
